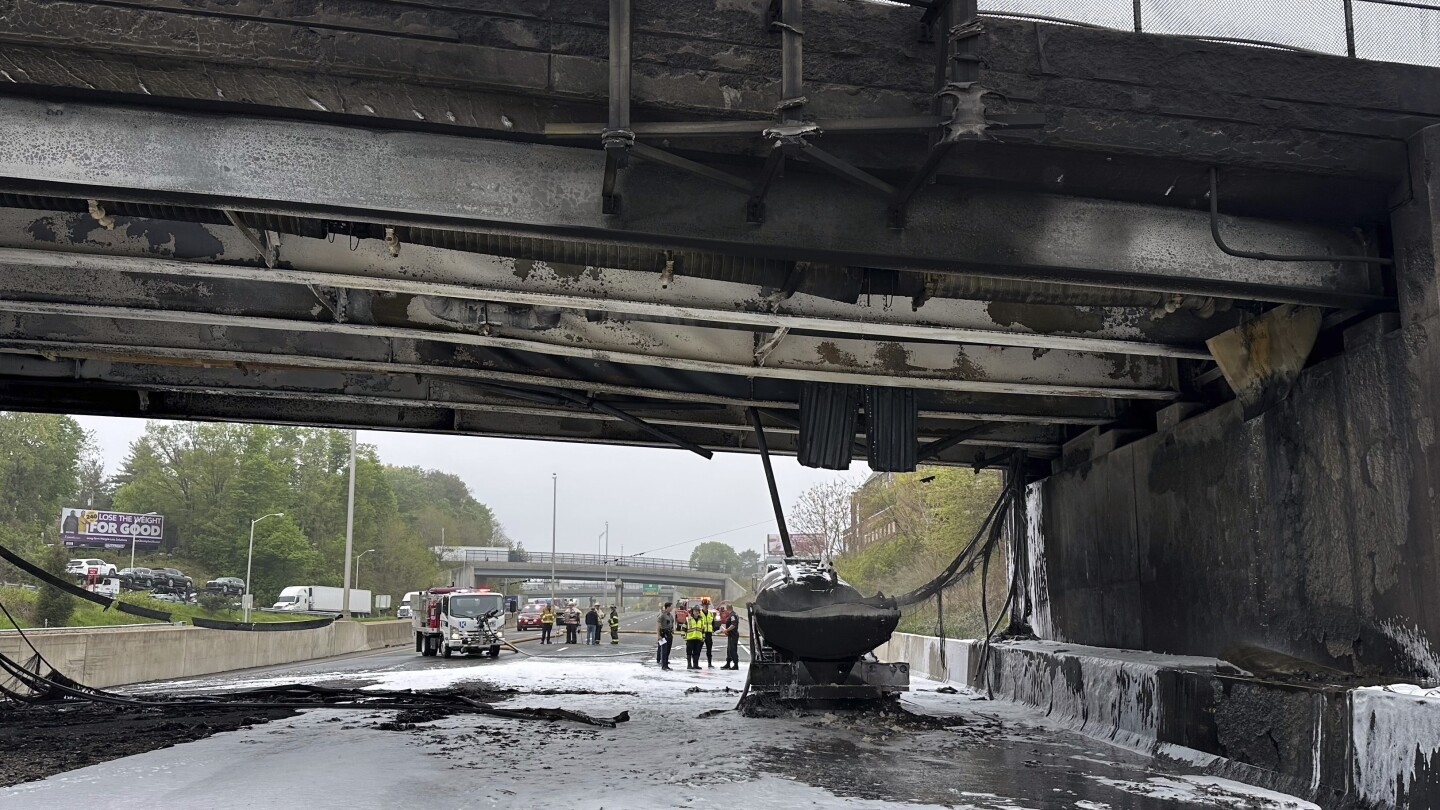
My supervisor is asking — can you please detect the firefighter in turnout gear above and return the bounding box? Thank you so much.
[608,606,620,643]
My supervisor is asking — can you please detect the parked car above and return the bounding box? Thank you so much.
[65,558,117,577]
[516,607,543,631]
[149,592,184,603]
[205,576,245,595]
[153,568,194,592]
[117,567,156,589]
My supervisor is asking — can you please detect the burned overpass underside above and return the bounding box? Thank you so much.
[0,0,1411,475]
[4,0,1440,804]
[0,0,1436,674]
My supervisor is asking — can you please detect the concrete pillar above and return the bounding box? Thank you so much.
[1384,123,1440,661]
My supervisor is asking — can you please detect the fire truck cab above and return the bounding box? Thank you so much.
[412,587,506,659]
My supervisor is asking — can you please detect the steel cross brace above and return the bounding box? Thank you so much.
[581,0,1040,227]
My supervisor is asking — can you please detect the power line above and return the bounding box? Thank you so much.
[625,518,775,558]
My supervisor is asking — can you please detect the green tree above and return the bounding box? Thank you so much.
[690,541,743,576]
[737,548,762,576]
[33,542,75,627]
[249,516,319,604]
[0,413,89,581]
[106,422,493,603]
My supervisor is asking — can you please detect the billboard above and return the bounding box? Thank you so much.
[59,509,163,550]
[766,533,827,558]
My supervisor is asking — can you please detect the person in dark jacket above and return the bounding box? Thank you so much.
[608,606,621,644]
[584,606,600,645]
[720,604,741,669]
[656,602,675,670]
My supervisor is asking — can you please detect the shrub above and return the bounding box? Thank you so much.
[32,543,75,627]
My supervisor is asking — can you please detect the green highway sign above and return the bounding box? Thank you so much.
[641,583,661,596]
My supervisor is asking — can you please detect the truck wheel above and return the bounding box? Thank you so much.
[442,645,453,659]
[490,645,501,658]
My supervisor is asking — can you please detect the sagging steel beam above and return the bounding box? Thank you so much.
[0,375,1044,467]
[0,353,1066,452]
[0,98,1384,307]
[0,300,1181,399]
[0,222,1222,358]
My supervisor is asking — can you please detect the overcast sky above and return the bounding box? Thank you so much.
[74,415,867,561]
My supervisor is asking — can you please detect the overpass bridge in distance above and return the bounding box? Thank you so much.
[455,552,746,602]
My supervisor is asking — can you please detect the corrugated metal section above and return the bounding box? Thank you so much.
[864,386,918,472]
[797,382,860,470]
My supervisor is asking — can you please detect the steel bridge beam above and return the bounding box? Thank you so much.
[0,238,1221,360]
[0,373,1048,467]
[0,97,1383,307]
[0,301,1180,399]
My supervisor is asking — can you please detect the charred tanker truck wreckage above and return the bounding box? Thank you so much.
[743,412,1030,707]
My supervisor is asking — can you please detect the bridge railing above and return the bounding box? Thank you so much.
[979,0,1439,67]
[459,549,730,575]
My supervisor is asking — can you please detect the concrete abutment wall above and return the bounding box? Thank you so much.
[1021,128,1440,679]
[0,620,413,689]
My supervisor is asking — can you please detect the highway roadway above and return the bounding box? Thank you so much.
[0,613,1318,810]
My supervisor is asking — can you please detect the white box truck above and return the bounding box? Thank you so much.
[272,585,372,616]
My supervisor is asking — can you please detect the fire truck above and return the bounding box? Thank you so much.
[412,587,506,658]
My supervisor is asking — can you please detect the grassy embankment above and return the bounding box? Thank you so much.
[0,585,307,629]
[833,468,1010,640]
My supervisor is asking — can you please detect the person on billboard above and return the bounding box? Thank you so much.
[61,510,79,534]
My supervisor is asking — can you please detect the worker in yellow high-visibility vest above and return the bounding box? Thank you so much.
[684,606,707,669]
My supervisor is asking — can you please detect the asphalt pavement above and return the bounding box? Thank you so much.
[0,612,1319,810]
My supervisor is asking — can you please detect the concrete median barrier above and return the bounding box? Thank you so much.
[0,620,413,689]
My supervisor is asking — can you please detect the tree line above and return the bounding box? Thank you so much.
[789,468,1006,638]
[0,413,511,604]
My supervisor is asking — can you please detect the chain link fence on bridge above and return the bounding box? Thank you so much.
[978,0,1440,67]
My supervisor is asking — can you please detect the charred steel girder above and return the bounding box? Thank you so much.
[0,98,1384,309]
[570,0,1039,223]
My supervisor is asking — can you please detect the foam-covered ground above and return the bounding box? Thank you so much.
[2,650,1321,809]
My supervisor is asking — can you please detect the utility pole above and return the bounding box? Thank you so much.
[341,429,357,619]
[549,473,557,604]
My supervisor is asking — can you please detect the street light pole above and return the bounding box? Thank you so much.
[341,429,357,619]
[354,548,376,590]
[600,522,610,608]
[549,473,557,604]
[244,512,284,623]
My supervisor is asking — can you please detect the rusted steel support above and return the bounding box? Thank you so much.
[629,142,751,194]
[747,143,788,224]
[601,0,634,215]
[559,390,715,459]
[749,407,793,558]
[797,141,896,197]
[891,0,987,228]
[778,0,804,123]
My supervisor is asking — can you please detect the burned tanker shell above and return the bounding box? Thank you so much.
[752,564,900,661]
